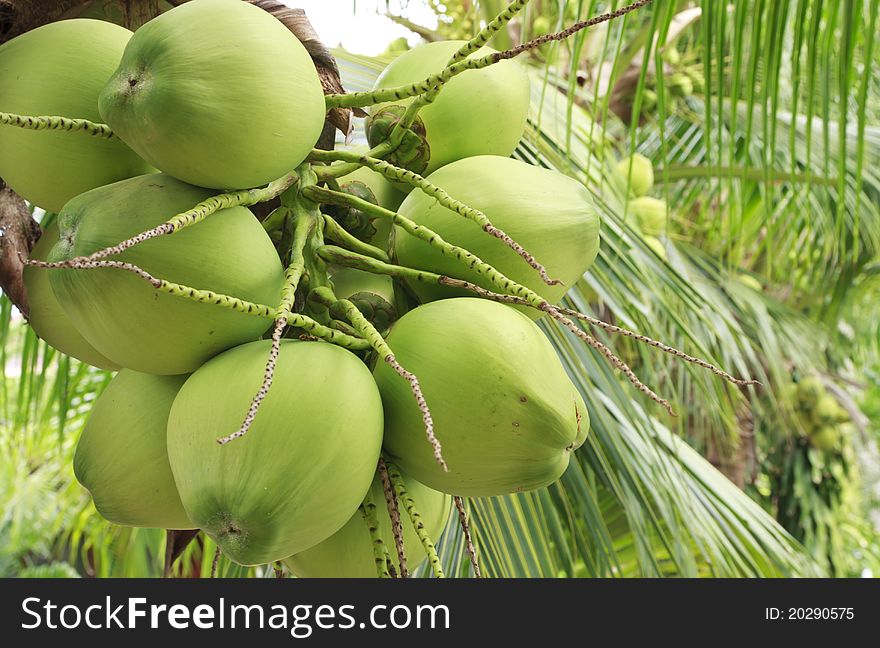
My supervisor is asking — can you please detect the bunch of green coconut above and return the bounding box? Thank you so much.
[613,153,670,259]
[792,377,853,453]
[633,45,704,117]
[2,0,607,576]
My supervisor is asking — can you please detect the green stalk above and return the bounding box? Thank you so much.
[311,285,447,471]
[0,111,114,138]
[26,257,369,351]
[360,493,393,579]
[321,215,390,263]
[449,0,530,63]
[310,150,557,285]
[43,172,300,268]
[385,459,445,578]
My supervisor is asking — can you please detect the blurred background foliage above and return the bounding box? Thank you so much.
[1,0,878,577]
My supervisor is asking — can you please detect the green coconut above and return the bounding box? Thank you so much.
[48,173,283,375]
[330,268,398,333]
[23,222,118,370]
[394,155,600,316]
[98,0,325,189]
[667,72,695,97]
[809,425,840,452]
[796,376,824,408]
[333,147,405,249]
[284,469,450,578]
[74,370,193,529]
[614,154,654,197]
[0,19,151,212]
[812,394,849,427]
[374,298,588,496]
[367,40,530,177]
[629,196,668,237]
[167,340,384,566]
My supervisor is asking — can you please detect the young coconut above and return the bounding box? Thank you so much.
[47,173,284,375]
[614,153,654,197]
[98,0,325,189]
[374,298,588,496]
[813,393,850,427]
[23,221,118,370]
[74,370,193,529]
[367,40,530,177]
[394,155,600,317]
[628,196,668,237]
[809,425,840,453]
[284,469,451,578]
[0,19,151,212]
[166,340,384,566]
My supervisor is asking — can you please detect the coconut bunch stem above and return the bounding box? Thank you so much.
[360,494,393,579]
[315,245,753,404]
[24,255,369,350]
[218,197,315,446]
[306,187,678,413]
[210,546,221,578]
[385,459,445,578]
[36,172,301,270]
[310,285,447,473]
[453,496,482,578]
[449,0,530,63]
[378,457,409,578]
[310,149,559,286]
[322,214,390,262]
[305,186,536,300]
[414,0,531,110]
[0,110,115,138]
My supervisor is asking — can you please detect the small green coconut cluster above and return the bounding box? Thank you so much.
[613,153,669,258]
[791,377,853,453]
[4,0,744,577]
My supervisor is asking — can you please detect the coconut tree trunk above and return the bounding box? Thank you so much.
[0,181,39,315]
[1,0,90,41]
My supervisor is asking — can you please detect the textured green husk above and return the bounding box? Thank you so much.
[74,370,194,529]
[48,173,283,375]
[98,0,325,189]
[167,340,384,566]
[0,19,151,212]
[284,469,450,578]
[374,298,588,496]
[394,155,600,316]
